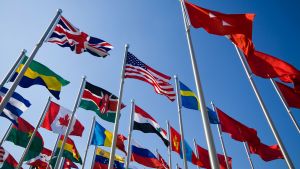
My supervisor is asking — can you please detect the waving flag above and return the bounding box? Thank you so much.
[93,147,124,169]
[41,101,84,136]
[275,81,300,109]
[27,148,52,169]
[63,158,78,169]
[47,16,113,58]
[55,136,82,164]
[125,52,176,101]
[157,152,169,169]
[248,143,283,161]
[0,147,20,169]
[0,87,31,125]
[133,105,169,146]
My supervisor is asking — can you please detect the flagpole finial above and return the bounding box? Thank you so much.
[131,99,135,103]
[82,75,87,79]
[22,49,27,53]
[125,44,129,49]
[57,9,63,14]
[174,75,178,79]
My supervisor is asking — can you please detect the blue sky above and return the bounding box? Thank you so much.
[0,0,300,169]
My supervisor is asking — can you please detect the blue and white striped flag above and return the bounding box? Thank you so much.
[0,87,31,125]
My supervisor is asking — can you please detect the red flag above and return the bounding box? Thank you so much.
[275,81,300,108]
[63,158,78,169]
[117,134,128,155]
[157,152,169,169]
[196,145,232,169]
[228,34,254,57]
[185,1,255,38]
[215,107,260,145]
[26,148,52,169]
[248,143,283,161]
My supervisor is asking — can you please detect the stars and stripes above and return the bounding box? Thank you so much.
[125,52,176,101]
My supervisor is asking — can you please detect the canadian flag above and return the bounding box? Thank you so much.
[41,101,84,137]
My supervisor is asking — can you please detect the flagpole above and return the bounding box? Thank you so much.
[174,75,188,169]
[82,116,96,169]
[192,139,200,169]
[166,120,172,169]
[210,102,231,169]
[234,45,295,169]
[176,163,180,169]
[242,142,254,169]
[0,9,62,115]
[269,78,300,134]
[0,123,12,146]
[16,96,52,169]
[108,44,129,169]
[90,146,97,169]
[0,49,26,89]
[47,134,61,169]
[59,157,65,169]
[178,1,220,168]
[54,76,86,169]
[125,99,135,169]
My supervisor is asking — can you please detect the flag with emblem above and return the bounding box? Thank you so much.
[93,147,125,169]
[0,147,20,169]
[26,147,52,169]
[125,52,176,101]
[79,81,125,123]
[157,152,169,169]
[63,158,78,169]
[41,101,84,136]
[6,117,44,161]
[47,16,113,58]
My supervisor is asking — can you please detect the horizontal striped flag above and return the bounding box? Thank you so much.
[93,147,124,169]
[0,147,20,169]
[55,135,82,164]
[125,52,176,101]
[0,87,31,125]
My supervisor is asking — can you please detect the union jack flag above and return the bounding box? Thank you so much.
[47,16,113,58]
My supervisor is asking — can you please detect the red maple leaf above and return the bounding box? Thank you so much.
[58,114,70,127]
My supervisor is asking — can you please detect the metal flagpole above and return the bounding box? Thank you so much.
[0,123,12,146]
[270,78,300,134]
[192,139,200,169]
[166,120,172,169]
[176,163,180,169]
[178,1,220,168]
[0,49,26,89]
[0,9,62,115]
[82,116,96,169]
[210,102,231,169]
[108,44,129,169]
[47,134,61,169]
[174,75,188,169]
[59,157,65,169]
[16,96,52,169]
[243,142,254,169]
[90,146,97,169]
[233,45,294,169]
[54,76,86,169]
[125,99,135,169]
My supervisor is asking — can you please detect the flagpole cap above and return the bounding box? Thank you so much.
[22,49,27,53]
[125,44,129,49]
[131,99,135,103]
[173,75,178,79]
[57,9,63,14]
[82,75,87,79]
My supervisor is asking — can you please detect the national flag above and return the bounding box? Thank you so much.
[184,1,255,38]
[196,144,232,169]
[6,117,44,161]
[0,87,31,125]
[0,147,20,169]
[169,127,199,166]
[47,16,113,58]
[10,56,70,100]
[157,152,169,169]
[41,101,84,136]
[26,147,52,169]
[133,105,169,146]
[131,140,162,168]
[55,136,82,164]
[79,81,125,123]
[63,158,78,169]
[91,121,127,154]
[93,147,125,169]
[215,107,261,145]
[275,81,300,109]
[248,143,283,161]
[125,52,176,101]
[227,34,254,57]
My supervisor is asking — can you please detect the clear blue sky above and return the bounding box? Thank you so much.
[0,0,300,169]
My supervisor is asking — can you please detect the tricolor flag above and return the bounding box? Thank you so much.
[133,105,169,146]
[47,16,113,58]
[93,147,125,169]
[41,101,84,137]
[79,81,125,123]
[55,136,82,164]
[26,147,52,169]
[0,147,21,169]
[0,87,31,125]
[125,52,176,101]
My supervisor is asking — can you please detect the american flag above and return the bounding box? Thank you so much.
[47,16,113,58]
[125,52,176,101]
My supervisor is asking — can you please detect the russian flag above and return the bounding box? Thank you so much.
[131,140,162,168]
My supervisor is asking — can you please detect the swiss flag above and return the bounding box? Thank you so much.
[41,101,84,137]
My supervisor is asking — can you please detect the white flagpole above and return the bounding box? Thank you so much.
[192,139,200,169]
[125,99,135,169]
[16,96,52,169]
[108,44,129,169]
[54,76,86,169]
[82,116,96,169]
[174,75,188,169]
[210,102,231,169]
[166,120,172,169]
[233,45,294,169]
[178,1,220,168]
[0,49,26,89]
[0,123,12,146]
[176,163,180,169]
[90,146,97,169]
[243,142,254,169]
[269,78,300,134]
[47,134,61,169]
[0,9,62,115]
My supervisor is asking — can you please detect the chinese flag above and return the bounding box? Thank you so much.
[185,1,255,38]
[248,143,283,161]
[275,81,300,109]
